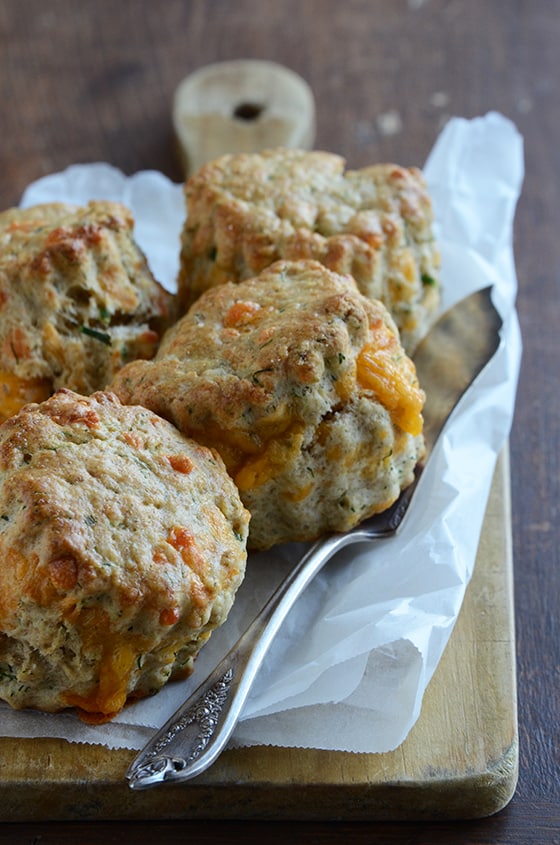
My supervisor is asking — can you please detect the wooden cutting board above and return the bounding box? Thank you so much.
[0,450,517,822]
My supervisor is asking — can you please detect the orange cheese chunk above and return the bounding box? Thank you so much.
[234,423,305,492]
[64,641,137,723]
[223,300,263,328]
[59,604,143,722]
[356,336,424,437]
[0,370,52,423]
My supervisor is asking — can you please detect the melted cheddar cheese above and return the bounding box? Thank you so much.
[233,422,305,492]
[356,331,424,437]
[0,370,52,423]
[58,603,142,722]
[64,640,138,723]
[186,407,302,494]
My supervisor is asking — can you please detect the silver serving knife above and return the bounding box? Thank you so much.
[126,286,503,789]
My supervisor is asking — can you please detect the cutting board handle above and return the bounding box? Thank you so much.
[172,59,316,176]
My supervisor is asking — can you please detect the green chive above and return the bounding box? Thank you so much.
[80,326,112,345]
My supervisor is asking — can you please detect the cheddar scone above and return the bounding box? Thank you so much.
[178,148,440,353]
[0,201,175,423]
[0,389,249,723]
[112,260,425,550]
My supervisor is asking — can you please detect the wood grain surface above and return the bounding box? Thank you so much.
[0,1,559,842]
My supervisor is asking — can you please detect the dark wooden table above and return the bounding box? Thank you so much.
[0,1,558,842]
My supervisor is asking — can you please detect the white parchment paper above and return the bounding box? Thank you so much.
[0,112,523,753]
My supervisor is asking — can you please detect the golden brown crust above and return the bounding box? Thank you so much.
[112,260,425,549]
[0,201,176,421]
[178,148,440,353]
[0,389,249,721]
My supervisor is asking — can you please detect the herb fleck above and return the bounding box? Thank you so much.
[80,325,112,345]
[251,367,274,385]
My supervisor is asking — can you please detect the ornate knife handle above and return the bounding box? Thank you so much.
[126,664,237,788]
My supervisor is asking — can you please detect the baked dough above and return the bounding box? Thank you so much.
[112,259,425,550]
[0,389,249,722]
[0,201,175,422]
[177,148,440,353]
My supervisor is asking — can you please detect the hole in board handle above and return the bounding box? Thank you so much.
[233,101,266,121]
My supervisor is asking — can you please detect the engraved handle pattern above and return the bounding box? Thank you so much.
[127,668,235,788]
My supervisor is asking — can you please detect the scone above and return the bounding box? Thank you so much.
[0,200,175,423]
[0,389,249,723]
[112,260,425,550]
[177,147,440,353]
